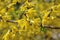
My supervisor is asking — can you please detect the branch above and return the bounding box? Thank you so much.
[44,25,60,29]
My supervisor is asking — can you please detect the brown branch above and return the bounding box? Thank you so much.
[44,25,60,29]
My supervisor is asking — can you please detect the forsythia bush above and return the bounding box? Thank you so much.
[0,0,60,40]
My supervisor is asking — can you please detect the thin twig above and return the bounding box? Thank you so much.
[44,25,60,29]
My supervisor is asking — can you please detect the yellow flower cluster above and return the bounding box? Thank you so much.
[0,0,60,40]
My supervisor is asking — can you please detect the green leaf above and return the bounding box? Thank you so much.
[41,27,46,32]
